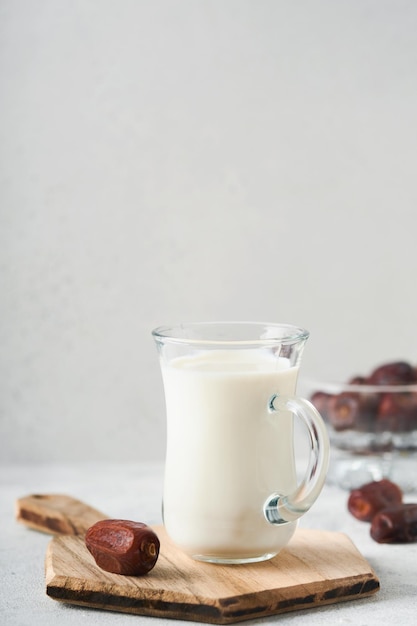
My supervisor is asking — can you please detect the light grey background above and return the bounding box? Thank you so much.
[1,0,417,464]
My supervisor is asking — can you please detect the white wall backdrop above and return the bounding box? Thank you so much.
[1,0,417,463]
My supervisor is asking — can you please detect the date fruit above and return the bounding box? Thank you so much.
[370,504,417,543]
[367,361,416,386]
[377,392,417,432]
[85,519,160,576]
[347,479,403,522]
[327,392,379,432]
[310,360,417,434]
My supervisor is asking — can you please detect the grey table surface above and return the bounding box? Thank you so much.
[1,461,416,626]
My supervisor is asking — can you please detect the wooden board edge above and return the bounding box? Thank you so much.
[44,577,379,626]
[213,571,380,623]
[45,563,379,624]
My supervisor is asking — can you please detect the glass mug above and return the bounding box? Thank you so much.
[152,322,329,564]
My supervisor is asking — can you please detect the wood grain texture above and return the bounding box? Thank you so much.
[16,494,106,535]
[45,525,379,624]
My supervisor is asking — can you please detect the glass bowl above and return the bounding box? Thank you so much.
[304,363,417,492]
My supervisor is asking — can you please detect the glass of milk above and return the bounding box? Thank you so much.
[152,322,329,564]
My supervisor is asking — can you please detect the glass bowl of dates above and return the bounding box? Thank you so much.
[306,360,417,492]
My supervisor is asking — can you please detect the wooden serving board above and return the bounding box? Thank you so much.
[17,495,380,624]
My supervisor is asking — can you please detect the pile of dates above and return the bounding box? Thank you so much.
[348,479,417,543]
[311,360,417,433]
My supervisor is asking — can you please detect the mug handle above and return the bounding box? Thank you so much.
[264,395,330,525]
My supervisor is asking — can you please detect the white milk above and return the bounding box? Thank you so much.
[161,349,300,561]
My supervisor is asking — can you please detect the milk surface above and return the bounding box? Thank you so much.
[161,349,299,560]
